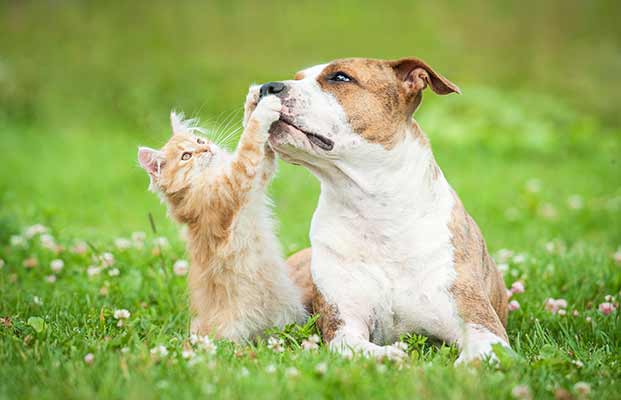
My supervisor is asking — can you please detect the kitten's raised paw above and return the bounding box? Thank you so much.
[251,95,282,134]
[243,85,261,127]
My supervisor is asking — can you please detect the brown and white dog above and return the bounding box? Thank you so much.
[248,57,508,364]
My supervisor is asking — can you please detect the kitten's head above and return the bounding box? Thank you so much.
[138,112,225,199]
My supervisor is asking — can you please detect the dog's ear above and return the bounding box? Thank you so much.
[390,57,461,96]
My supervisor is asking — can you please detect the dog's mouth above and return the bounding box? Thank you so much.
[277,116,334,151]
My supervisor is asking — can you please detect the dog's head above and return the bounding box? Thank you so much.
[260,57,460,171]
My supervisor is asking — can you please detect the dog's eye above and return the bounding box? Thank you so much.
[329,72,353,83]
[181,152,192,161]
[196,138,205,145]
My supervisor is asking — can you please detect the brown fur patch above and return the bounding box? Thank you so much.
[285,248,344,341]
[316,59,409,149]
[312,285,343,342]
[285,248,313,312]
[448,192,508,340]
[314,57,459,149]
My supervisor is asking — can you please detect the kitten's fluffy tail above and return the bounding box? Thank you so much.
[170,111,207,135]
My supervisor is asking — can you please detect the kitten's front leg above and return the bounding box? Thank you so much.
[244,85,277,185]
[229,95,282,193]
[243,85,261,128]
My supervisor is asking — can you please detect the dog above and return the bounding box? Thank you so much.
[248,57,509,364]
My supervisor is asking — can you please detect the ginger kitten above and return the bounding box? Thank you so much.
[137,94,307,342]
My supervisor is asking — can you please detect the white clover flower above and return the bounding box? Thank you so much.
[87,266,101,277]
[182,349,195,360]
[525,179,541,193]
[108,268,120,277]
[545,297,568,315]
[132,231,146,242]
[285,367,299,378]
[150,345,168,358]
[265,364,277,374]
[598,302,617,316]
[508,300,520,311]
[573,382,591,396]
[84,353,95,365]
[71,241,89,255]
[199,336,217,355]
[301,339,319,351]
[114,238,132,251]
[511,384,531,400]
[613,248,621,264]
[571,360,584,368]
[120,347,130,354]
[10,235,26,247]
[40,234,56,250]
[173,260,189,276]
[24,224,48,238]
[567,195,583,210]
[267,336,285,353]
[510,281,525,294]
[153,237,169,248]
[50,259,64,272]
[315,362,328,375]
[100,252,115,267]
[45,274,57,283]
[495,249,514,263]
[239,367,250,377]
[512,254,527,264]
[132,231,146,248]
[33,296,43,305]
[114,309,131,320]
[497,263,509,273]
[544,242,555,253]
[189,333,200,346]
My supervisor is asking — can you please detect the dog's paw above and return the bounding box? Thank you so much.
[378,345,407,362]
[250,95,282,134]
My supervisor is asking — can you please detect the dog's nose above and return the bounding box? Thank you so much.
[259,81,285,98]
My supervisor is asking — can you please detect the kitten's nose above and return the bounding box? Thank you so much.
[259,82,285,98]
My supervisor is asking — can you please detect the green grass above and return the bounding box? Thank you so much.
[1,1,620,399]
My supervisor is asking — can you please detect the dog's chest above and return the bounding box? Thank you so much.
[311,191,461,344]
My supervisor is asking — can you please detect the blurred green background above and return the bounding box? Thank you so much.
[1,0,620,251]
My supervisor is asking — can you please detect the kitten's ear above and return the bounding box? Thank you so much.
[170,112,185,136]
[170,111,205,136]
[137,147,164,178]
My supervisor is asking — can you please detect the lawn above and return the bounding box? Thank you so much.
[1,1,620,399]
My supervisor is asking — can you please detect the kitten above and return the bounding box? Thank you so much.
[137,94,307,342]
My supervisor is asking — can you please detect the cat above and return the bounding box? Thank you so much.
[137,94,307,342]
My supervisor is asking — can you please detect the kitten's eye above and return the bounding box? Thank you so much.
[329,72,353,83]
[181,152,192,161]
[196,138,205,145]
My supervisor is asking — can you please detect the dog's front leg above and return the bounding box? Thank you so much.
[328,319,406,360]
[311,268,406,361]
